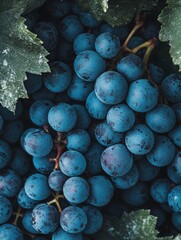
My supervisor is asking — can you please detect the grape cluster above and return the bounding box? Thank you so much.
[0,0,181,239]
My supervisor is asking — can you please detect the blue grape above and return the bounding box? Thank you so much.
[85,142,104,176]
[79,12,99,28]
[0,139,11,169]
[71,0,83,15]
[95,71,128,105]
[67,74,94,101]
[43,62,72,93]
[74,50,106,81]
[60,206,87,233]
[72,104,91,130]
[0,169,21,197]
[63,177,90,204]
[29,100,54,126]
[172,102,181,123]
[146,104,176,133]
[150,178,172,203]
[73,33,96,55]
[32,86,56,101]
[116,54,144,82]
[86,91,110,119]
[48,170,68,192]
[48,103,77,132]
[2,120,24,143]
[33,22,58,51]
[95,32,120,59]
[45,0,70,18]
[32,204,59,234]
[137,158,160,182]
[126,79,159,112]
[21,128,53,157]
[101,143,133,177]
[59,151,86,177]
[151,207,166,227]
[87,175,114,207]
[161,74,181,103]
[0,115,4,132]
[0,224,23,240]
[58,38,75,63]
[148,63,164,84]
[24,73,42,94]
[59,15,84,42]
[24,173,51,201]
[22,210,39,234]
[83,205,103,234]
[33,152,55,174]
[66,129,91,153]
[106,104,135,132]
[52,227,82,240]
[18,187,39,209]
[146,135,176,167]
[167,152,181,184]
[9,148,31,176]
[125,124,155,155]
[122,181,150,206]
[0,195,12,224]
[95,121,124,147]
[172,212,181,231]
[168,124,181,147]
[168,186,181,212]
[0,100,23,121]
[111,164,139,189]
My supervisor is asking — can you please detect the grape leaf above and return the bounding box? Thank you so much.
[158,0,181,71]
[0,0,49,112]
[77,0,159,26]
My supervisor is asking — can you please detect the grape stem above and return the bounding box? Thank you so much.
[43,124,49,133]
[13,206,23,225]
[47,192,64,213]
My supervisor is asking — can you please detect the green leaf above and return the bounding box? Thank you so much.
[158,0,181,71]
[77,0,159,26]
[0,0,49,112]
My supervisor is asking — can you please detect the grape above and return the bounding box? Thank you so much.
[32,86,56,101]
[79,12,99,28]
[172,102,181,123]
[145,104,176,133]
[0,139,11,169]
[43,61,72,93]
[18,187,39,209]
[59,15,84,42]
[52,227,82,240]
[0,224,23,240]
[86,91,110,119]
[58,38,75,63]
[33,22,58,51]
[95,71,128,105]
[71,0,83,15]
[67,74,94,101]
[48,170,68,192]
[126,79,159,112]
[146,135,176,167]
[59,151,86,177]
[72,104,91,130]
[24,73,42,94]
[21,128,53,157]
[95,121,124,147]
[45,0,70,18]
[168,186,181,212]
[33,152,55,174]
[22,210,39,234]
[73,33,96,55]
[150,178,172,203]
[85,142,104,176]
[117,54,144,82]
[83,205,103,234]
[63,177,90,204]
[111,164,139,189]
[106,104,136,132]
[137,158,160,182]
[148,63,164,84]
[66,129,91,153]
[167,152,181,184]
[122,181,150,206]
[0,169,21,197]
[2,120,24,143]
[0,195,12,224]
[125,124,155,155]
[172,212,181,231]
[0,115,4,132]
[60,206,87,233]
[151,207,166,227]
[74,50,106,81]
[0,100,23,121]
[161,74,181,103]
[9,148,31,176]
[95,32,120,59]
[29,100,54,126]
[32,204,59,234]
[168,124,181,147]
[101,143,133,177]
[87,175,114,207]
[48,103,77,132]
[24,173,51,201]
